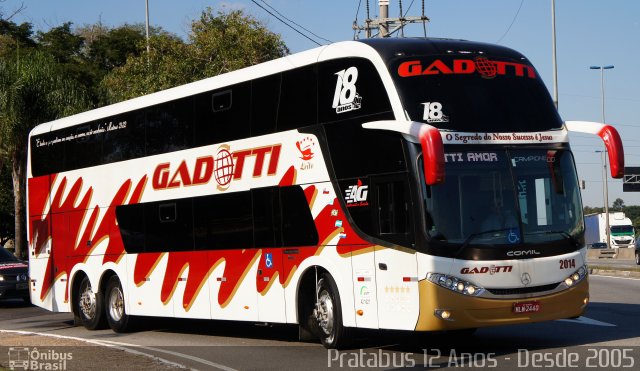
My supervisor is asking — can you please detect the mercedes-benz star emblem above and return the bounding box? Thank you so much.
[521,272,531,286]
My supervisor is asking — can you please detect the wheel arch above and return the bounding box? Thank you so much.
[69,270,88,317]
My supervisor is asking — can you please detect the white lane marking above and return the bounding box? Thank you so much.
[0,329,238,371]
[98,339,238,371]
[556,316,616,327]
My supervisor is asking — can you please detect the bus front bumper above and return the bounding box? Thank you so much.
[415,278,589,331]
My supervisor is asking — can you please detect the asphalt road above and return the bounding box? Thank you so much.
[1,274,639,370]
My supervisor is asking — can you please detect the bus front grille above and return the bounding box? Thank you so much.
[486,282,560,296]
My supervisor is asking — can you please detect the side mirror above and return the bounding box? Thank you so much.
[361,120,445,185]
[419,125,445,185]
[565,121,624,178]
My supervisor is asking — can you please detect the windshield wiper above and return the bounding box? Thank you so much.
[525,230,580,247]
[454,228,513,258]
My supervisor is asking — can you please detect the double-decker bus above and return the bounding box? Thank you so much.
[27,38,624,349]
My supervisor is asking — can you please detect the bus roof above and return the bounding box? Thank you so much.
[358,37,529,64]
[28,38,529,137]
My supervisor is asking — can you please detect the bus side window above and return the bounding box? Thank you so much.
[146,97,194,156]
[194,82,251,147]
[30,132,65,177]
[277,66,317,132]
[252,187,280,248]
[251,74,281,137]
[102,112,145,165]
[278,186,319,247]
[193,192,253,250]
[64,124,104,171]
[116,203,145,253]
[145,198,194,252]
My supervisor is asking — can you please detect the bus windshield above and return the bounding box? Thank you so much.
[422,149,583,246]
[392,55,563,132]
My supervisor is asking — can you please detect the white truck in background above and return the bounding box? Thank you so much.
[584,212,636,248]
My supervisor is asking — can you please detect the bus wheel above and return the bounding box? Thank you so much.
[105,276,133,332]
[313,274,350,349]
[76,276,107,330]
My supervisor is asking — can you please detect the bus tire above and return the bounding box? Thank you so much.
[105,276,133,333]
[75,275,107,330]
[313,273,351,349]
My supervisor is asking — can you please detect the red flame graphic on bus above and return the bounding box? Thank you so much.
[28,165,372,310]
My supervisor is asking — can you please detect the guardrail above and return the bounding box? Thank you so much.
[586,247,635,260]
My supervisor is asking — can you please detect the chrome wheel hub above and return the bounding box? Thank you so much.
[314,290,334,337]
[108,286,124,322]
[79,281,96,319]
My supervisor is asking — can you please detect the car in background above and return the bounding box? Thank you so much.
[590,242,608,249]
[0,246,30,303]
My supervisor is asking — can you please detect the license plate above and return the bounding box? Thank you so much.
[513,301,540,314]
[16,283,28,290]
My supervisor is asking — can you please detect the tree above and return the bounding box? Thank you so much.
[0,51,89,258]
[101,8,289,103]
[36,22,84,64]
[86,24,147,70]
[612,198,625,211]
[0,160,13,245]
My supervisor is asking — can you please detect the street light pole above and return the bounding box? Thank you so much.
[590,65,614,123]
[590,65,614,248]
[145,0,150,59]
[551,0,559,109]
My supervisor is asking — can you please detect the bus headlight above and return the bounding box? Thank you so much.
[426,273,484,297]
[561,265,588,288]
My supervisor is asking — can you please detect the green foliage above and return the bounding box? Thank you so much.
[101,8,289,103]
[36,22,84,64]
[612,197,625,211]
[87,24,148,70]
[0,51,90,257]
[0,18,35,48]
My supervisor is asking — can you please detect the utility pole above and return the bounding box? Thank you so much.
[379,0,389,37]
[354,0,429,39]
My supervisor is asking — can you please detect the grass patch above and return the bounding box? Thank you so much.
[589,265,640,272]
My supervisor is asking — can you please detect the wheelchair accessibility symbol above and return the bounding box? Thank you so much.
[507,228,520,244]
[265,253,273,268]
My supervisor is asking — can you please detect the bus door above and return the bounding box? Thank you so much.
[370,174,420,330]
[27,175,55,310]
[253,187,286,323]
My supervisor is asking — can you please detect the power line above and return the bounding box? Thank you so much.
[257,0,332,44]
[250,0,322,46]
[496,0,525,44]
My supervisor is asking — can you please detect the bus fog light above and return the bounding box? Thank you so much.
[584,297,589,305]
[435,309,452,320]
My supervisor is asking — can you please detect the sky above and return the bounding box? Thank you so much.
[4,0,640,208]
